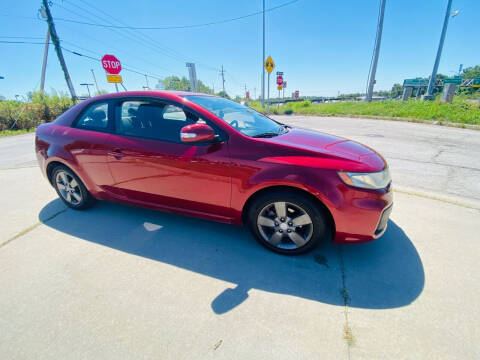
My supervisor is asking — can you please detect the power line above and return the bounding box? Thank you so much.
[0,35,43,39]
[72,0,219,72]
[52,1,183,65]
[53,0,299,30]
[0,39,166,82]
[0,40,46,44]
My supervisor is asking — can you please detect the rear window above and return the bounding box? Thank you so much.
[75,102,109,130]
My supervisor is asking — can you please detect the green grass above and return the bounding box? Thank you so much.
[249,98,480,125]
[0,128,35,137]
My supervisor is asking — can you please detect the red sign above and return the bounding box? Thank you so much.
[101,54,122,75]
[276,75,284,86]
[295,90,299,98]
[246,91,250,99]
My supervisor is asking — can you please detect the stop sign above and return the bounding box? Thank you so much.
[276,75,283,85]
[101,54,122,75]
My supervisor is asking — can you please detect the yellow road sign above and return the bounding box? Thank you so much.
[277,85,283,90]
[264,55,275,74]
[106,74,122,83]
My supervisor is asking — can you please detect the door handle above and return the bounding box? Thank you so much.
[108,148,125,160]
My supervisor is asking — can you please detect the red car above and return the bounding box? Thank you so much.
[35,91,392,255]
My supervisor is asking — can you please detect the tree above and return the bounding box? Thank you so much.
[159,76,214,94]
[162,76,190,91]
[462,65,480,79]
[216,91,230,99]
[390,83,403,98]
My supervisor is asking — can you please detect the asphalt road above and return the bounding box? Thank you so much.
[274,115,480,201]
[1,118,479,359]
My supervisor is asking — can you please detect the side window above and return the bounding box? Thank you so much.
[163,105,187,121]
[76,102,109,130]
[115,100,196,142]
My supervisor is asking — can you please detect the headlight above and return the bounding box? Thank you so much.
[338,168,391,190]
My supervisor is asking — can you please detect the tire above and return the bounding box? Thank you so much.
[247,190,328,255]
[51,165,96,210]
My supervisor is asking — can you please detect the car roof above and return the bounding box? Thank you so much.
[84,90,215,103]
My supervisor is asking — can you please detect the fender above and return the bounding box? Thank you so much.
[230,164,342,226]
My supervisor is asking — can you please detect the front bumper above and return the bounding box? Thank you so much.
[332,182,393,244]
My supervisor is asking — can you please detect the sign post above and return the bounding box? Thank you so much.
[264,55,275,115]
[102,54,122,92]
[276,71,284,106]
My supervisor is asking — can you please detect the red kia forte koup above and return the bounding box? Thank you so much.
[35,91,392,255]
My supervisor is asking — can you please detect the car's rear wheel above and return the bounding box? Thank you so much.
[247,191,328,255]
[52,165,96,210]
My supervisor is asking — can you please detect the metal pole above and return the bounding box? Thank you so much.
[90,69,100,93]
[115,83,119,92]
[425,0,453,99]
[366,0,386,102]
[145,74,150,90]
[261,0,265,108]
[40,28,50,94]
[267,73,270,115]
[220,65,225,95]
[42,0,77,101]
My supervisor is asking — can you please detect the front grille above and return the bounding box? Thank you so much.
[375,204,392,235]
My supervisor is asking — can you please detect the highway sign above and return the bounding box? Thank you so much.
[473,78,480,88]
[443,76,462,84]
[403,78,428,87]
[276,71,283,75]
[106,74,123,83]
[102,54,122,75]
[264,56,275,74]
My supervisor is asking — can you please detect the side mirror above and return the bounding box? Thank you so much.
[180,123,216,143]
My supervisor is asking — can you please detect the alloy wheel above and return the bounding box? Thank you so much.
[257,201,313,250]
[55,170,83,205]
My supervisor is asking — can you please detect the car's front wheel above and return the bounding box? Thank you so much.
[52,165,96,210]
[247,191,329,255]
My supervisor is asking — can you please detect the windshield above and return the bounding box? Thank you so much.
[185,96,286,137]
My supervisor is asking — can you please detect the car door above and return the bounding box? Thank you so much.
[105,98,232,219]
[68,100,116,196]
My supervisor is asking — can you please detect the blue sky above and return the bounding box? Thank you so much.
[1,0,479,99]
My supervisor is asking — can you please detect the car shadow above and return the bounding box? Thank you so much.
[39,199,424,314]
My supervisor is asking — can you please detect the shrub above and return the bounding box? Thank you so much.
[0,91,73,131]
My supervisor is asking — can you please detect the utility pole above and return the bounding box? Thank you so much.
[424,0,453,100]
[144,74,150,90]
[90,69,100,94]
[261,0,266,108]
[220,65,226,96]
[244,84,247,99]
[366,0,386,102]
[80,83,93,97]
[42,0,76,101]
[39,5,50,95]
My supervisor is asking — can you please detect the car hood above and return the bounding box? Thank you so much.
[260,128,386,173]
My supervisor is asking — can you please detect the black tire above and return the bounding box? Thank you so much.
[247,190,329,255]
[51,165,96,210]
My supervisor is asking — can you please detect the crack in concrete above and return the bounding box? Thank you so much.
[0,208,67,249]
[338,245,354,359]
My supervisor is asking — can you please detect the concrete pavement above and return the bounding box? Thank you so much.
[1,118,479,359]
